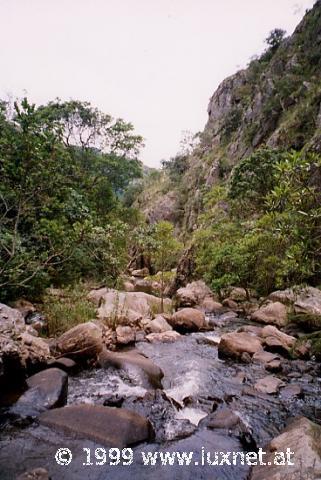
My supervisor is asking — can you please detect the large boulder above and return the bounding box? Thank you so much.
[175,281,221,312]
[218,332,263,361]
[269,286,321,316]
[56,321,103,358]
[251,302,288,327]
[251,417,321,479]
[0,303,51,387]
[169,308,205,332]
[145,315,173,334]
[260,325,296,355]
[88,289,172,325]
[10,368,68,421]
[39,404,154,447]
[98,348,163,389]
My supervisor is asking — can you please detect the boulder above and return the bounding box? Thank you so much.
[132,278,154,294]
[222,298,239,310]
[175,280,220,312]
[89,289,172,325]
[252,351,281,366]
[254,375,284,394]
[10,368,68,421]
[227,287,248,302]
[0,303,52,388]
[169,308,205,332]
[56,322,103,358]
[251,302,288,327]
[98,348,163,389]
[47,357,77,374]
[145,315,173,334]
[261,325,296,355]
[16,468,50,480]
[131,268,149,278]
[280,384,303,400]
[218,332,263,361]
[269,286,321,316]
[39,404,154,447]
[250,417,321,479]
[115,325,135,345]
[146,331,181,343]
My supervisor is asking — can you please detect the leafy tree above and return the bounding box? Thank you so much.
[0,97,143,300]
[265,28,286,51]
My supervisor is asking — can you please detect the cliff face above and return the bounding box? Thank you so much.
[138,1,321,231]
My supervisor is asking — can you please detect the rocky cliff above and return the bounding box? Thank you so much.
[137,1,321,232]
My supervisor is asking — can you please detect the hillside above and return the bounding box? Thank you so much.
[137,1,321,232]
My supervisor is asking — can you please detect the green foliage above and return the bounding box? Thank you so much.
[265,29,286,51]
[0,97,143,301]
[228,148,284,208]
[161,154,189,184]
[195,150,321,295]
[42,283,96,337]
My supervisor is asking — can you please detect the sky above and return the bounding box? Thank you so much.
[0,0,316,167]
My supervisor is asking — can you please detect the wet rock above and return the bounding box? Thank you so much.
[56,322,103,359]
[252,350,280,365]
[145,315,173,334]
[46,357,77,374]
[116,325,135,345]
[103,393,125,408]
[16,468,50,480]
[254,375,284,394]
[169,308,205,332]
[250,417,321,480]
[237,325,263,336]
[146,331,181,343]
[218,332,263,361]
[201,407,241,429]
[279,384,303,400]
[123,389,195,442]
[261,325,296,355]
[251,302,288,327]
[39,404,154,447]
[265,359,282,373]
[10,368,68,422]
[89,289,172,324]
[98,348,163,388]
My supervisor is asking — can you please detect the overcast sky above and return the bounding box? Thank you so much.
[0,0,316,167]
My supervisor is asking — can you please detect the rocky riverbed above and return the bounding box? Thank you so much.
[1,306,321,480]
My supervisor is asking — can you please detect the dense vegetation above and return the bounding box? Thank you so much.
[0,98,144,301]
[195,148,321,295]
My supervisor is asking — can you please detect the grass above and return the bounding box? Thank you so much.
[41,283,96,337]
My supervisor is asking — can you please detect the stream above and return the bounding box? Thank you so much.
[0,315,321,479]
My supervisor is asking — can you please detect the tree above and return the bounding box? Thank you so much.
[265,29,286,51]
[151,221,182,311]
[0,97,144,300]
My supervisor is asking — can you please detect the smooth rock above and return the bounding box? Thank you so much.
[56,322,103,358]
[10,368,68,420]
[261,325,296,355]
[251,302,288,327]
[218,332,263,361]
[39,404,154,447]
[47,357,77,374]
[145,315,173,334]
[170,308,205,332]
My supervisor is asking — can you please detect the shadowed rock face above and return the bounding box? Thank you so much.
[98,348,164,389]
[39,404,154,447]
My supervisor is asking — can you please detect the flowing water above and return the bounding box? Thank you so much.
[1,315,321,479]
